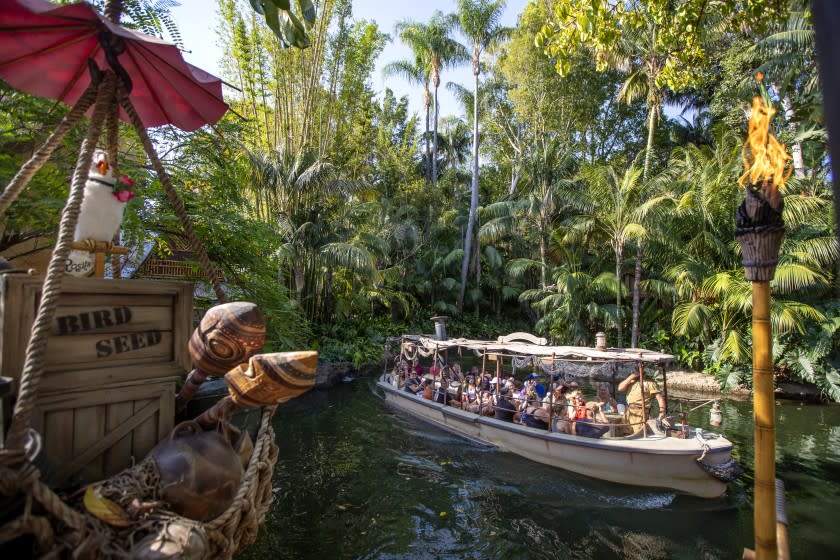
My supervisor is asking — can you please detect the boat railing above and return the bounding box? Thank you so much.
[383,371,676,440]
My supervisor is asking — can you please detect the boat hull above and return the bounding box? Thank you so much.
[378,377,732,498]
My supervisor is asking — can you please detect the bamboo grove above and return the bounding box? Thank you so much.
[0,0,837,398]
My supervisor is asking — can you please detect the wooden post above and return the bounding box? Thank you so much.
[638,362,648,437]
[753,280,777,560]
[659,362,668,415]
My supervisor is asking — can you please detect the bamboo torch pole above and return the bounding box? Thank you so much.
[736,93,790,560]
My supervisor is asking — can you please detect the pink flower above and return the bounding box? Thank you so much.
[113,190,135,203]
[119,175,134,188]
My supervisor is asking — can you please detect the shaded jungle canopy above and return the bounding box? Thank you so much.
[1,0,837,399]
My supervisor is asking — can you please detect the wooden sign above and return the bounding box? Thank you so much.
[0,276,192,392]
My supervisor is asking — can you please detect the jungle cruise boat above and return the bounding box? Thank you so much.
[377,330,739,499]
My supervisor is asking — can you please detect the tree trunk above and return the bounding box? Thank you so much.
[540,230,548,289]
[424,88,431,182]
[630,241,642,348]
[615,247,623,349]
[780,92,805,178]
[432,83,440,187]
[631,104,657,348]
[458,70,480,310]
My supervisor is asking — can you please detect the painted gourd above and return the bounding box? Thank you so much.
[151,421,243,522]
[225,351,318,408]
[189,302,266,376]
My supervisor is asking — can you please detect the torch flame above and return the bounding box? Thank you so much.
[738,96,791,209]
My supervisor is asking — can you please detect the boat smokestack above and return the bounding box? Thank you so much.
[430,316,448,340]
[595,332,607,351]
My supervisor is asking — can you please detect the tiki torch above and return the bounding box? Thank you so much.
[735,95,790,560]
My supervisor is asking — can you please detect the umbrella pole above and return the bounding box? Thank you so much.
[0,80,99,216]
[118,89,227,302]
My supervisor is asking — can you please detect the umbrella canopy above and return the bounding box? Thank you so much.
[0,0,228,132]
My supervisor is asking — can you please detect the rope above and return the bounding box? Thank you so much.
[106,94,123,277]
[117,87,227,302]
[0,80,99,217]
[104,0,123,23]
[6,75,115,451]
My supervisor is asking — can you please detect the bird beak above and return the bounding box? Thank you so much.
[97,160,109,175]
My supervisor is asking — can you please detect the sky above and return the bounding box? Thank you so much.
[169,0,529,123]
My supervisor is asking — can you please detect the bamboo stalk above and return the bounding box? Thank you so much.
[752,280,777,560]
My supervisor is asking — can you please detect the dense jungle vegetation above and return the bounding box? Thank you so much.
[1,0,838,399]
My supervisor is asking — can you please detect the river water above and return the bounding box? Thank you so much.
[238,378,840,559]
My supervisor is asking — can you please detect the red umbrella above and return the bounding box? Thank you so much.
[0,0,228,131]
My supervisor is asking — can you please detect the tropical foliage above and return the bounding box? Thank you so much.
[1,0,837,399]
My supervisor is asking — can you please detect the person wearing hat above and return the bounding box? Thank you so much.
[618,365,666,434]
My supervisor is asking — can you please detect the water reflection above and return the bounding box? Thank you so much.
[237,379,840,559]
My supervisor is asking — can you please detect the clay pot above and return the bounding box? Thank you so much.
[189,302,266,377]
[151,421,243,522]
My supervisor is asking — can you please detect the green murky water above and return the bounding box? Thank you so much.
[238,379,840,559]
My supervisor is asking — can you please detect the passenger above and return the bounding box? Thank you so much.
[429,361,441,378]
[522,394,549,430]
[542,384,568,416]
[617,365,667,434]
[571,393,588,421]
[593,382,618,416]
[572,402,610,438]
[403,372,421,394]
[462,377,480,413]
[412,359,424,377]
[433,377,448,404]
[479,390,495,416]
[494,387,517,422]
[421,377,435,400]
[451,364,464,382]
[479,373,491,392]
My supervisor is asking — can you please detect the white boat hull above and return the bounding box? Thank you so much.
[378,377,733,498]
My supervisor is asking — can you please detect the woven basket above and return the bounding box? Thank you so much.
[0,405,278,558]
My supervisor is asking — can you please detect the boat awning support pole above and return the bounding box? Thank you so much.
[638,362,648,438]
[659,363,668,415]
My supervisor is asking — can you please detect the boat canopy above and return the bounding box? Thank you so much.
[401,334,675,365]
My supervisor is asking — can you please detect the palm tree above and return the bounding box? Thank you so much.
[607,18,675,347]
[454,0,510,310]
[382,56,432,181]
[570,163,648,348]
[395,13,468,189]
[481,136,577,289]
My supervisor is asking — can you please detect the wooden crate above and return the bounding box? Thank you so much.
[0,275,192,392]
[31,379,175,485]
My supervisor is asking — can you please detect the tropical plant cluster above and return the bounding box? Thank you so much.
[0,0,836,399]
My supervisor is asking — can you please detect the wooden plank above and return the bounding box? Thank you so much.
[59,399,159,481]
[104,401,135,474]
[132,397,159,464]
[50,305,174,336]
[45,331,173,368]
[41,408,74,467]
[55,294,174,308]
[73,404,106,481]
[41,364,183,393]
[172,284,193,372]
[157,383,174,442]
[36,381,172,409]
